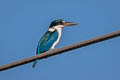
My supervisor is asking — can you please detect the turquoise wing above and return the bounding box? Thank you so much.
[36,31,58,54]
[32,30,58,68]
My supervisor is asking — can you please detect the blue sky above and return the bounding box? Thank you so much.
[0,0,120,80]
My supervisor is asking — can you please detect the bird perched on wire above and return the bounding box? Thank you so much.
[32,19,78,68]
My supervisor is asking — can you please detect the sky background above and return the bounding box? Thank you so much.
[0,0,120,80]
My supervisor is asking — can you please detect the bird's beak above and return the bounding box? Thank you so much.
[64,22,78,27]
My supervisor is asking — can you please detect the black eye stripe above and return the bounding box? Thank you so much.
[58,22,62,25]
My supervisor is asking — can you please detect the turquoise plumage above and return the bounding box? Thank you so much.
[32,19,77,68]
[32,30,58,68]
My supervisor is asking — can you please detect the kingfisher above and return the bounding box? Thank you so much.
[32,19,78,68]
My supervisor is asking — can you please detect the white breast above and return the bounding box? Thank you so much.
[51,27,62,49]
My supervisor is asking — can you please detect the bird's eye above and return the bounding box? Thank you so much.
[59,21,65,25]
[60,22,63,25]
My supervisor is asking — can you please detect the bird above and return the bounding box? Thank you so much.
[32,19,78,68]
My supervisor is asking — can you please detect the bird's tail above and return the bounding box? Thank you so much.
[32,59,38,68]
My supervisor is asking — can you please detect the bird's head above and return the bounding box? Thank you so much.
[49,19,78,29]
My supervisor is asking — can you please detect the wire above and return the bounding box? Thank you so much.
[0,30,120,71]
